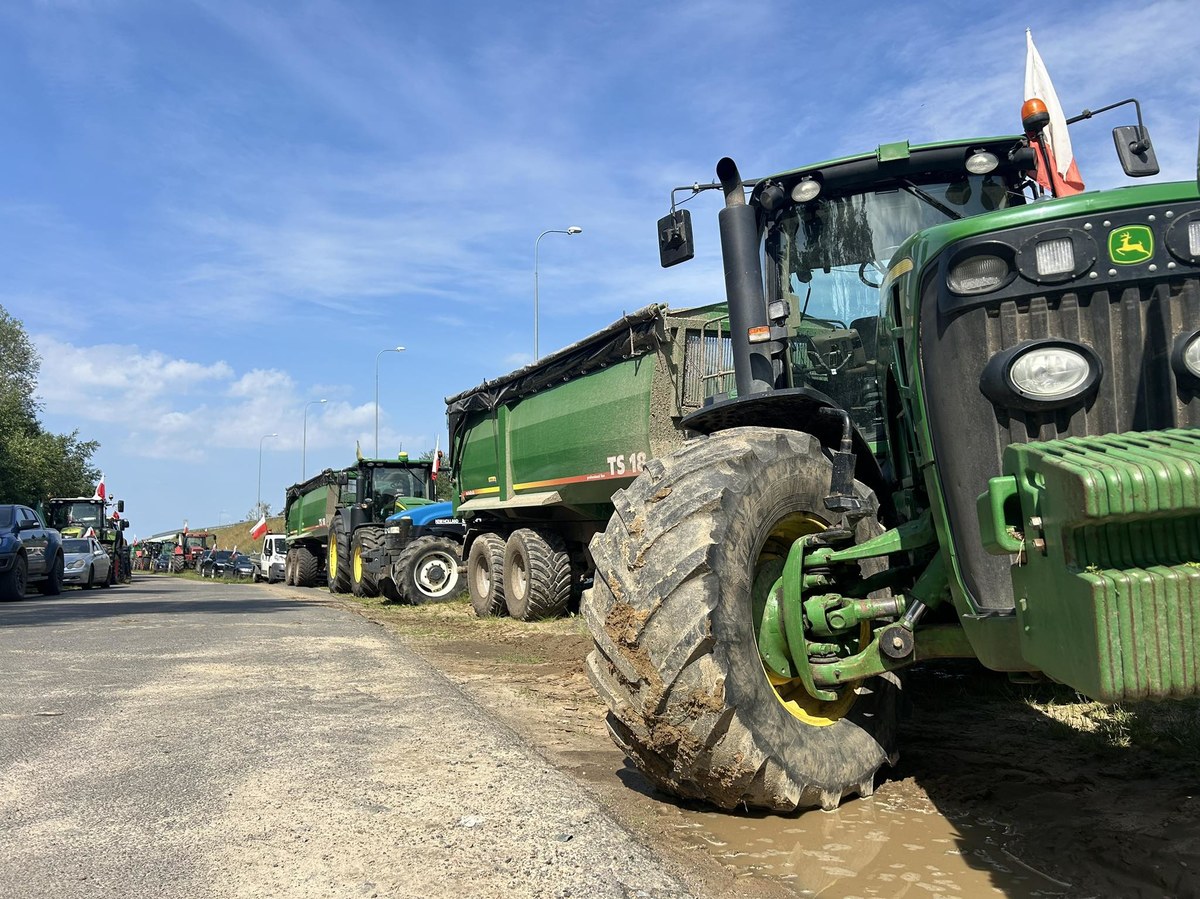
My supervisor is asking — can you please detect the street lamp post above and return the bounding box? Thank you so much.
[302,399,328,480]
[534,226,582,361]
[258,433,278,512]
[374,346,406,457]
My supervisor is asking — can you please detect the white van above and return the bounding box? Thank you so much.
[253,534,289,584]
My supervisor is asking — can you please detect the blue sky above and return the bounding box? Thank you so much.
[3,0,1198,538]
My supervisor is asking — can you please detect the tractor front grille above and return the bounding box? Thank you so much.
[920,260,1200,610]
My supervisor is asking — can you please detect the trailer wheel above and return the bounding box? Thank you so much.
[468,533,506,617]
[395,536,461,604]
[584,426,900,813]
[295,547,319,588]
[327,516,351,594]
[284,550,296,586]
[0,554,27,601]
[503,528,572,621]
[351,528,383,597]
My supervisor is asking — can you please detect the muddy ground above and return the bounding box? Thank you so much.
[300,589,1200,899]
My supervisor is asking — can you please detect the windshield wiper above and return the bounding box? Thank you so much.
[899,180,963,221]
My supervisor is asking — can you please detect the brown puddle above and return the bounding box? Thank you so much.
[564,746,1072,899]
[655,787,1073,898]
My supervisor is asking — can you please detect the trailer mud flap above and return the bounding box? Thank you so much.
[979,429,1200,702]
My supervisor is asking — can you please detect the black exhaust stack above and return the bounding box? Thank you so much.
[717,157,775,397]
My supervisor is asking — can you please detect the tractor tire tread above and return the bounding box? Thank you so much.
[504,527,572,621]
[583,426,900,812]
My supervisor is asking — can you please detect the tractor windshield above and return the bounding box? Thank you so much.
[768,175,1017,325]
[765,173,1021,440]
[48,502,103,530]
[372,466,432,501]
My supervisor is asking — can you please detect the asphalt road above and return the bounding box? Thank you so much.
[0,577,693,899]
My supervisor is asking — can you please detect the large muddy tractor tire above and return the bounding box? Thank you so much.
[351,527,384,597]
[39,553,63,596]
[295,546,319,588]
[0,554,27,601]
[170,555,184,574]
[503,528,572,621]
[467,533,506,618]
[584,426,901,813]
[327,517,351,594]
[394,536,462,604]
[284,550,296,586]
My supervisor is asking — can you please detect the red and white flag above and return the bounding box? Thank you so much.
[431,436,441,481]
[93,474,106,501]
[250,515,268,540]
[1024,29,1084,196]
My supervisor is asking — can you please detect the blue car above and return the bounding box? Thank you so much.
[0,504,65,601]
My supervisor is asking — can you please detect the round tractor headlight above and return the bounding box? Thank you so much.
[1009,347,1090,398]
[791,177,821,203]
[980,339,1102,411]
[965,150,999,175]
[948,254,1010,295]
[1186,337,1200,377]
[1171,330,1200,384]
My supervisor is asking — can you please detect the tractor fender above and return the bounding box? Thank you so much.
[680,388,894,518]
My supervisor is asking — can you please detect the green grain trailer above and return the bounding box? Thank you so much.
[447,304,733,620]
[283,456,441,597]
[585,99,1200,812]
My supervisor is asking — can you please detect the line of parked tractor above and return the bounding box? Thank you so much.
[9,84,1200,821]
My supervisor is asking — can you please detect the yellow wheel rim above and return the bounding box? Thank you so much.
[352,544,363,583]
[755,511,864,727]
[329,539,338,575]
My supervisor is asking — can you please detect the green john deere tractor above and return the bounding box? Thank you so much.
[584,98,1200,812]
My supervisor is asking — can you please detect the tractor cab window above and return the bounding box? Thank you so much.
[69,503,102,526]
[766,173,1021,439]
[372,467,431,501]
[52,502,102,529]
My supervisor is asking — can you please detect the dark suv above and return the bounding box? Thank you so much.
[0,504,65,601]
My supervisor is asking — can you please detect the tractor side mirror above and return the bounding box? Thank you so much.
[121,520,130,530]
[117,500,125,513]
[1113,125,1159,177]
[657,209,695,268]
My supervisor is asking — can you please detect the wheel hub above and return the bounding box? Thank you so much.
[752,512,860,726]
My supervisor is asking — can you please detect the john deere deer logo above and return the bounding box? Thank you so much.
[1108,225,1154,265]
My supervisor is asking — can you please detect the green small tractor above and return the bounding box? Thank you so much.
[284,454,460,600]
[584,98,1200,811]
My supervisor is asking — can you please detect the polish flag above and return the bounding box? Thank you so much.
[93,474,106,501]
[431,436,441,481]
[1024,29,1084,196]
[250,515,268,540]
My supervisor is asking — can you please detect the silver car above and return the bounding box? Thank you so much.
[62,537,113,589]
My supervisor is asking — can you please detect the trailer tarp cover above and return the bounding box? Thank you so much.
[445,304,669,429]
